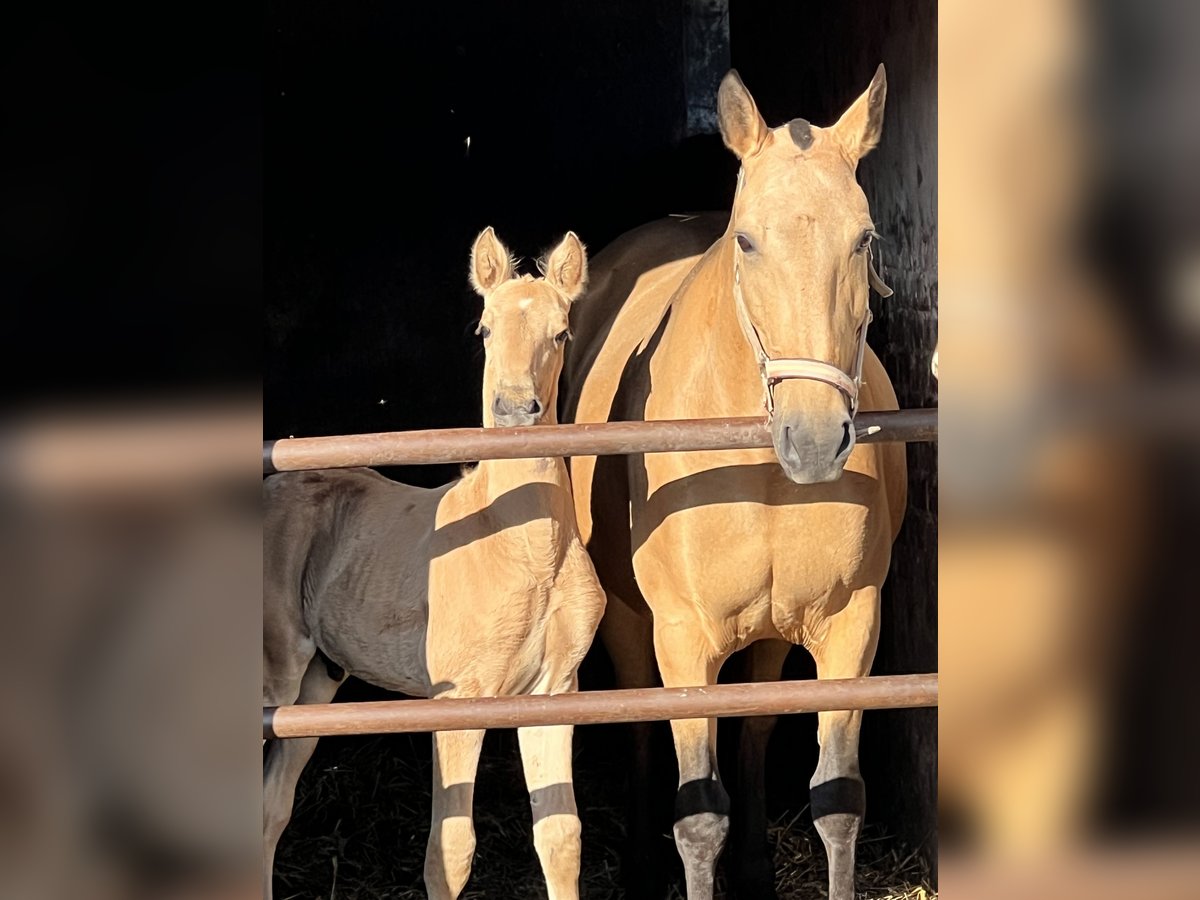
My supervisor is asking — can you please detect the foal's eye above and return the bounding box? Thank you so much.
[856,230,877,254]
[735,233,756,253]
[554,329,571,344]
[476,324,491,339]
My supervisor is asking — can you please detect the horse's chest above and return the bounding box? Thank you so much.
[633,464,872,625]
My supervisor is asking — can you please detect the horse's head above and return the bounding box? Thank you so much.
[469,227,588,428]
[718,65,891,484]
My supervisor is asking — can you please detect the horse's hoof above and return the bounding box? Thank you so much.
[622,874,667,900]
[622,847,668,900]
[730,858,778,900]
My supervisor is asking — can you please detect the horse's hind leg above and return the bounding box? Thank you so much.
[518,719,582,900]
[599,592,667,899]
[730,639,791,900]
[262,657,343,900]
[807,585,881,900]
[425,727,486,900]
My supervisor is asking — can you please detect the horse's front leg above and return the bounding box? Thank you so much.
[808,585,881,900]
[654,614,730,900]
[518,719,582,900]
[424,728,486,900]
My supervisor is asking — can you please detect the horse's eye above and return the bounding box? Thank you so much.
[735,233,756,253]
[477,324,491,339]
[554,329,571,344]
[856,230,877,254]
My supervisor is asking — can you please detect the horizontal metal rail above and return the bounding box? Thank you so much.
[264,673,937,739]
[264,408,936,473]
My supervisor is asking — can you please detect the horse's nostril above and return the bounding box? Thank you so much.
[492,395,505,414]
[528,398,542,415]
[836,420,853,458]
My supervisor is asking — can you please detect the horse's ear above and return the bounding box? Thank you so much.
[718,70,769,160]
[469,226,514,295]
[544,231,588,303]
[831,63,887,166]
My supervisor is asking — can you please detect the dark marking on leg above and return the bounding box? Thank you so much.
[788,118,813,150]
[529,782,577,825]
[674,785,731,896]
[436,781,474,818]
[810,777,865,820]
[675,777,731,822]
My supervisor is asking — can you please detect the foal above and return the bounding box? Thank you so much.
[263,228,605,900]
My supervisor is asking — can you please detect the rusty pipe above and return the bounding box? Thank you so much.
[264,408,936,473]
[264,673,938,739]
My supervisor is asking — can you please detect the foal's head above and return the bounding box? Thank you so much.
[718,65,891,483]
[469,227,588,428]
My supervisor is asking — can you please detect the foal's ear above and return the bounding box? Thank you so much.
[469,226,515,295]
[831,63,887,167]
[543,231,588,303]
[718,70,770,160]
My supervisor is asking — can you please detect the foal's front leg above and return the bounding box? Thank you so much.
[425,728,486,900]
[518,722,583,900]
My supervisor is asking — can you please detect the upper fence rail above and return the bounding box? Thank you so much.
[263,408,937,473]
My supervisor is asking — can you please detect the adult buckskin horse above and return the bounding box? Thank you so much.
[264,229,605,900]
[563,67,907,900]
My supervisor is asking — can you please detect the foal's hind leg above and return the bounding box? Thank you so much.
[263,657,344,900]
[518,719,582,900]
[807,585,881,900]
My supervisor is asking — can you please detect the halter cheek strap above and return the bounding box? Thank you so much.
[732,264,872,417]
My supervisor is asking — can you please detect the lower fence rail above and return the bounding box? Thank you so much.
[264,673,937,739]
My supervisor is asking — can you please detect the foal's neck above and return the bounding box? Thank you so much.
[474,407,570,506]
[475,454,570,504]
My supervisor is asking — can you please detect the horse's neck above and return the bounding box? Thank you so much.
[663,237,764,417]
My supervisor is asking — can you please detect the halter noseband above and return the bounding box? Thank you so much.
[730,168,891,419]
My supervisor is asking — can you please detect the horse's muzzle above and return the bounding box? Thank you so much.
[492,393,544,428]
[771,413,855,484]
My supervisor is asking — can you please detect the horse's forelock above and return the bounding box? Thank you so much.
[787,118,814,151]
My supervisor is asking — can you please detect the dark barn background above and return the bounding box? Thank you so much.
[266,0,937,890]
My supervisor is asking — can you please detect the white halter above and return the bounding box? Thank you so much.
[729,167,891,419]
